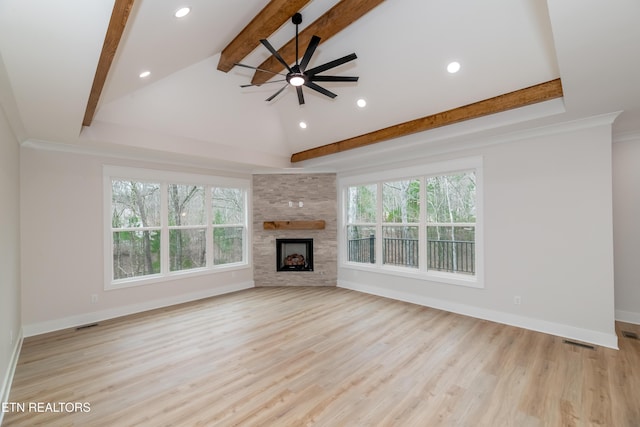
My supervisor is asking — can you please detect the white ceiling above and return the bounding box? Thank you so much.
[1,0,639,172]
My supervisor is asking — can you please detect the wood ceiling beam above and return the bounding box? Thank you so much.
[82,0,135,127]
[217,0,313,73]
[290,78,564,163]
[251,0,385,86]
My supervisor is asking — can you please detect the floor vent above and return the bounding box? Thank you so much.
[76,323,99,331]
[562,339,596,350]
[621,330,639,340]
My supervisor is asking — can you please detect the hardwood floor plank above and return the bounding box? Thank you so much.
[609,323,640,426]
[5,287,640,426]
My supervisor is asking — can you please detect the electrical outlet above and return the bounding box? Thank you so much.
[514,296,522,305]
[91,294,99,304]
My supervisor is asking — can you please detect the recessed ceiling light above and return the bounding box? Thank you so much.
[175,7,191,18]
[139,70,151,78]
[299,121,307,129]
[447,61,461,74]
[356,98,367,108]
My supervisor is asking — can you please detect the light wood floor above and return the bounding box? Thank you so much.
[4,287,640,426]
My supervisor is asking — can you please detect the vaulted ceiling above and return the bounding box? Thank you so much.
[1,0,639,172]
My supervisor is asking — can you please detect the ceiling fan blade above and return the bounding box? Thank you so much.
[299,35,321,72]
[296,86,305,105]
[306,53,357,76]
[309,75,359,82]
[265,84,288,102]
[240,79,286,88]
[234,63,287,76]
[260,39,293,73]
[304,81,337,99]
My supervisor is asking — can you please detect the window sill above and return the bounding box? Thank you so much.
[340,262,483,289]
[106,263,250,291]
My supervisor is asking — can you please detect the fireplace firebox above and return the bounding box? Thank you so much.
[276,238,314,271]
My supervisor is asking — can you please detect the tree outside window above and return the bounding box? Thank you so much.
[344,169,477,277]
[107,169,248,288]
[212,187,245,265]
[426,172,476,274]
[346,184,377,264]
[168,184,206,272]
[383,178,420,268]
[111,180,161,280]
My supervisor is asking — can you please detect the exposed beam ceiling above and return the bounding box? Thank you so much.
[216,0,313,73]
[250,0,385,85]
[84,0,382,128]
[5,0,640,172]
[84,0,562,165]
[291,78,564,162]
[82,0,135,127]
[78,0,563,167]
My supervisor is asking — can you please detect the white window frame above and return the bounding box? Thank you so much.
[103,165,250,290]
[339,156,484,288]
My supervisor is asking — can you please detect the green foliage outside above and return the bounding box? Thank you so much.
[111,181,245,280]
[212,188,244,265]
[426,172,476,225]
[347,172,476,273]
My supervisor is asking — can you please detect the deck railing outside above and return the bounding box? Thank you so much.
[347,235,475,274]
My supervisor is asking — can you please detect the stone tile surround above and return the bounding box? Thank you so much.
[252,173,337,286]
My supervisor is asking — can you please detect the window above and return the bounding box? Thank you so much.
[212,187,245,265]
[342,157,482,287]
[112,180,161,280]
[346,184,377,264]
[426,172,476,275]
[105,166,249,289]
[168,184,206,272]
[383,178,420,268]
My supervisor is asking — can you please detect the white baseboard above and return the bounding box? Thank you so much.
[23,281,254,338]
[616,309,640,325]
[1,328,23,426]
[338,280,619,349]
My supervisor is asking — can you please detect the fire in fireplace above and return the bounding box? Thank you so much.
[276,238,314,271]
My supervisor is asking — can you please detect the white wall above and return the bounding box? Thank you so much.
[12,111,629,351]
[339,118,617,348]
[613,136,640,324]
[0,104,21,406]
[20,147,254,336]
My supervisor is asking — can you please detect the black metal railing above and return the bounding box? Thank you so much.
[427,239,475,274]
[347,235,475,274]
[348,236,376,264]
[383,237,418,268]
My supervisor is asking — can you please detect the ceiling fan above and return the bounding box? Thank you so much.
[235,13,359,105]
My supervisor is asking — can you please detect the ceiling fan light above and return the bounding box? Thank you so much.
[290,76,305,87]
[175,7,191,18]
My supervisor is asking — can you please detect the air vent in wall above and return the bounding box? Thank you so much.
[76,323,99,331]
[562,339,596,350]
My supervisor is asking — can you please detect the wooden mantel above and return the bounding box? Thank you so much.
[263,220,325,230]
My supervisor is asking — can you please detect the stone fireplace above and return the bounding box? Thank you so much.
[252,173,337,287]
[276,238,314,272]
